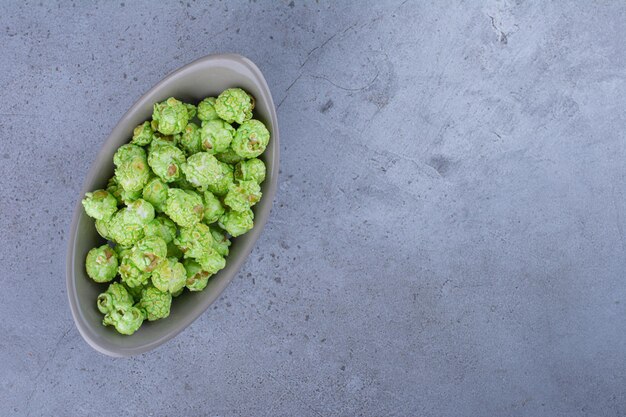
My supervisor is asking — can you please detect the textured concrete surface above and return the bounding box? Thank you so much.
[1,1,626,416]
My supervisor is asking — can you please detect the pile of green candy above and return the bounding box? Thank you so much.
[82,88,269,335]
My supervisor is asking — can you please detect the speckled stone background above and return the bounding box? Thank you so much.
[1,1,626,416]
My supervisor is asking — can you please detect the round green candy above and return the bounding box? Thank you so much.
[234,158,266,184]
[127,235,167,273]
[210,226,231,256]
[232,119,270,158]
[97,282,133,314]
[103,305,144,335]
[118,252,151,288]
[142,177,169,212]
[197,97,219,122]
[215,147,245,165]
[224,180,262,212]
[197,250,226,274]
[174,222,214,260]
[82,189,118,220]
[163,188,204,227]
[181,152,221,189]
[131,121,155,146]
[185,103,197,120]
[183,259,211,292]
[218,209,254,237]
[152,97,189,135]
[86,244,118,283]
[95,218,113,240]
[179,122,202,156]
[144,215,177,244]
[113,144,145,167]
[151,257,186,294]
[108,208,145,246]
[126,199,155,224]
[148,142,186,183]
[139,286,172,321]
[200,120,235,154]
[206,162,234,197]
[114,145,150,192]
[202,191,225,224]
[214,88,254,124]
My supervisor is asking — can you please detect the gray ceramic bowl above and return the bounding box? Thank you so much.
[66,54,279,357]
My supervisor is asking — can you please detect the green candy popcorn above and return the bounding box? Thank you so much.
[179,122,202,156]
[144,215,177,244]
[218,209,254,237]
[206,161,234,197]
[103,305,144,335]
[185,102,197,120]
[200,120,235,154]
[214,88,254,124]
[224,180,262,212]
[232,119,270,159]
[147,142,186,183]
[108,208,145,248]
[183,259,211,292]
[163,188,204,227]
[142,177,169,212]
[197,249,226,274]
[174,222,214,260]
[215,147,245,165]
[85,244,118,283]
[181,152,222,189]
[118,251,151,288]
[197,97,219,122]
[131,121,155,146]
[82,189,118,220]
[210,226,231,256]
[234,158,266,184]
[151,257,186,294]
[114,144,150,192]
[127,235,167,273]
[97,282,133,315]
[139,285,172,321]
[152,97,189,135]
[127,198,155,224]
[202,191,225,224]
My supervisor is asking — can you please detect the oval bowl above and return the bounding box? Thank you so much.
[66,54,279,357]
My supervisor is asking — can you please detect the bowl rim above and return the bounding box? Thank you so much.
[66,53,279,357]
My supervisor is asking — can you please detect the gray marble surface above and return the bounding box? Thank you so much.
[1,1,625,416]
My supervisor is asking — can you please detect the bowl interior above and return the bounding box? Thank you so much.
[67,54,278,356]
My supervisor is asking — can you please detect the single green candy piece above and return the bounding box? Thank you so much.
[127,199,155,224]
[206,162,234,197]
[202,191,225,224]
[215,147,245,164]
[197,250,226,274]
[197,97,219,122]
[113,144,145,167]
[234,158,266,184]
[181,152,221,189]
[210,226,231,256]
[131,121,155,146]
[232,119,270,159]
[152,97,189,135]
[114,145,150,192]
[218,209,254,237]
[200,120,235,154]
[142,177,169,212]
[224,180,262,212]
[179,122,203,156]
[97,282,133,314]
[86,244,118,283]
[163,188,204,227]
[95,218,113,240]
[118,251,151,288]
[185,103,197,120]
[214,88,254,124]
[82,189,118,220]
[151,257,186,294]
[103,305,144,335]
[144,215,177,244]
[127,235,167,273]
[108,208,145,246]
[183,259,212,292]
[174,222,214,260]
[147,142,186,183]
[139,285,172,321]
